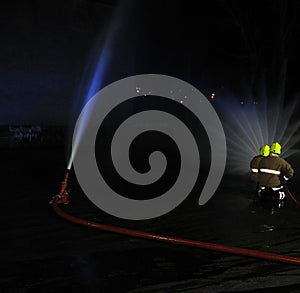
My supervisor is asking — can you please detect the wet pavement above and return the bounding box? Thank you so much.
[2,147,300,292]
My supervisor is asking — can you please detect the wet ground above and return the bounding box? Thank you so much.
[2,146,300,292]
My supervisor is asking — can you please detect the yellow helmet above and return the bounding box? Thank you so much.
[270,142,281,154]
[259,144,270,157]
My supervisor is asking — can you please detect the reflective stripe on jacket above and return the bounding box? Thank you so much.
[250,155,262,183]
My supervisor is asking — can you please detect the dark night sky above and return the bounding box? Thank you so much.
[1,0,300,125]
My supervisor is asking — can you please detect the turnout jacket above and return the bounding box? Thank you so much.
[257,154,294,188]
[250,155,263,183]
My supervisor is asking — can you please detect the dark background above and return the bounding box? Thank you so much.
[3,1,300,292]
[2,0,300,126]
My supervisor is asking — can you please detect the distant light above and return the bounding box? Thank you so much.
[210,93,215,99]
[253,101,258,105]
[240,100,244,105]
[180,100,183,103]
[184,95,188,99]
[136,87,141,94]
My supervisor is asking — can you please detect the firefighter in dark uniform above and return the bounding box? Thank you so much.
[250,144,270,183]
[257,142,294,208]
[250,144,270,196]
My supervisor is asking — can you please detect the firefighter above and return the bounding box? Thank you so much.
[257,142,294,208]
[250,144,270,198]
[250,144,270,183]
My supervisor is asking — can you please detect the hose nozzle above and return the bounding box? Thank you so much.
[50,170,70,205]
[59,171,69,195]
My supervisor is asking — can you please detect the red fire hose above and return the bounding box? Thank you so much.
[52,200,300,266]
[284,184,300,209]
